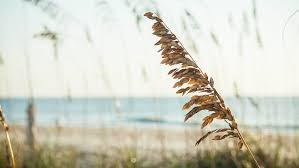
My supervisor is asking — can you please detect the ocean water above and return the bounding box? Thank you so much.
[0,97,298,130]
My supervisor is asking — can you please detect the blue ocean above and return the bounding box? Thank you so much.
[0,97,298,130]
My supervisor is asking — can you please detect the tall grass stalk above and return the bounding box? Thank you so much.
[144,12,261,168]
[0,106,16,168]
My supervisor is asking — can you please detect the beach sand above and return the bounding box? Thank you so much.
[0,124,297,167]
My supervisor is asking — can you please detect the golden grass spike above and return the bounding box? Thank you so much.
[0,106,16,168]
[144,12,262,168]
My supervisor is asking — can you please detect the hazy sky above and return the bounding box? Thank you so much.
[0,0,299,97]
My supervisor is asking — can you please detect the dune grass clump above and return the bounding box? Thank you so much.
[0,141,78,168]
[144,12,261,168]
[0,134,297,168]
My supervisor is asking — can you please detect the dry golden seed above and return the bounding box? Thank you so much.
[155,41,162,46]
[153,17,163,22]
[170,41,180,48]
[177,57,187,63]
[191,95,201,100]
[164,41,173,47]
[144,13,163,22]
[215,128,231,133]
[183,87,190,95]
[160,34,174,40]
[169,61,177,66]
[182,98,198,110]
[186,88,198,94]
[189,84,201,90]
[185,61,197,67]
[188,72,203,78]
[182,102,191,110]
[152,21,163,27]
[175,53,186,60]
[191,81,208,88]
[173,81,182,88]
[184,72,194,79]
[161,38,173,44]
[154,27,167,33]
[187,67,200,73]
[168,50,179,55]
[189,87,208,95]
[153,24,167,30]
[161,48,172,55]
[203,73,209,80]
[171,59,179,65]
[190,85,206,91]
[189,78,206,84]
[168,54,182,60]
[212,135,222,140]
[171,49,184,56]
[181,64,189,68]
[172,70,185,78]
[216,111,227,119]
[179,72,192,79]
[144,12,154,19]
[153,30,168,36]
[176,87,190,95]
[181,68,190,74]
[168,68,177,75]
[197,95,213,102]
[210,112,221,119]
[171,47,184,53]
[182,102,192,110]
[217,133,231,140]
[184,106,206,122]
[160,58,169,64]
[176,88,184,94]
[200,88,214,93]
[201,117,213,129]
[191,95,215,104]
[165,59,173,65]
[160,44,167,50]
[195,129,217,145]
[162,52,170,57]
[161,44,173,51]
[163,41,174,47]
[202,115,211,122]
[175,53,186,59]
[152,22,161,29]
[180,77,190,84]
[157,48,163,52]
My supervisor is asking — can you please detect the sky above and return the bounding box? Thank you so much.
[0,0,299,97]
